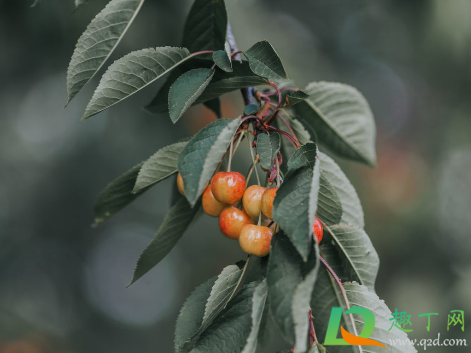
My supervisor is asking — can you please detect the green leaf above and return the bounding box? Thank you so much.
[288,144,342,226]
[243,41,287,82]
[319,152,364,227]
[273,144,320,260]
[129,196,200,285]
[325,224,379,291]
[244,104,260,116]
[182,0,227,52]
[213,42,233,72]
[266,232,318,345]
[30,0,41,8]
[241,279,268,353]
[317,173,342,225]
[169,68,216,123]
[203,98,222,118]
[66,0,144,104]
[283,90,309,107]
[189,282,258,353]
[175,275,218,353]
[309,343,327,353]
[133,141,188,193]
[82,47,191,120]
[257,133,281,170]
[146,61,266,114]
[93,162,144,226]
[342,282,417,353]
[292,245,320,352]
[178,118,241,206]
[294,82,377,167]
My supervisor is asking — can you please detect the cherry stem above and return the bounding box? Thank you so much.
[231,50,243,58]
[309,309,318,346]
[227,138,233,172]
[189,50,215,57]
[275,156,281,186]
[268,81,282,109]
[278,112,299,145]
[247,129,261,185]
[267,127,300,149]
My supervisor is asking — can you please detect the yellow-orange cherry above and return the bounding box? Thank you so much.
[242,185,266,219]
[202,186,226,217]
[211,171,246,204]
[177,173,185,195]
[261,187,278,220]
[219,206,252,239]
[239,224,273,257]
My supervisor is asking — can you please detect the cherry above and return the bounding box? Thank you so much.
[177,173,185,195]
[261,187,278,220]
[219,206,253,239]
[211,171,246,204]
[242,185,266,219]
[313,217,323,243]
[202,186,226,217]
[239,224,273,257]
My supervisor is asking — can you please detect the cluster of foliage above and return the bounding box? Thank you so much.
[61,0,417,352]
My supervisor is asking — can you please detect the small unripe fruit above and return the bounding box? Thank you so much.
[219,206,253,239]
[261,187,278,220]
[239,224,273,257]
[211,171,246,204]
[177,173,184,195]
[313,217,323,243]
[202,186,226,217]
[242,185,266,219]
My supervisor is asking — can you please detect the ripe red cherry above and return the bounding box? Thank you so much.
[261,187,278,220]
[242,185,266,219]
[219,206,253,239]
[313,217,323,243]
[177,173,185,195]
[202,186,226,217]
[211,171,246,204]
[239,224,273,257]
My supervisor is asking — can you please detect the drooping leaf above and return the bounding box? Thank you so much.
[317,173,342,225]
[273,144,320,260]
[283,90,309,107]
[243,41,287,82]
[188,282,259,353]
[93,162,145,226]
[82,47,191,120]
[169,68,216,123]
[292,245,320,352]
[66,0,144,104]
[129,196,200,285]
[182,0,227,52]
[241,279,268,353]
[325,224,379,291]
[146,61,266,114]
[178,118,241,206]
[319,151,364,227]
[175,275,218,353]
[203,98,222,118]
[257,133,281,170]
[266,232,318,345]
[287,144,342,226]
[294,82,376,167]
[213,42,233,72]
[133,140,188,193]
[342,282,417,353]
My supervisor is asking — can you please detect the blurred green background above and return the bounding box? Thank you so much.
[1,0,470,352]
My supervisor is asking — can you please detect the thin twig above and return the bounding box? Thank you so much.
[247,130,261,185]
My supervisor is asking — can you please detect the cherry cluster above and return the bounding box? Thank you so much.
[177,170,323,257]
